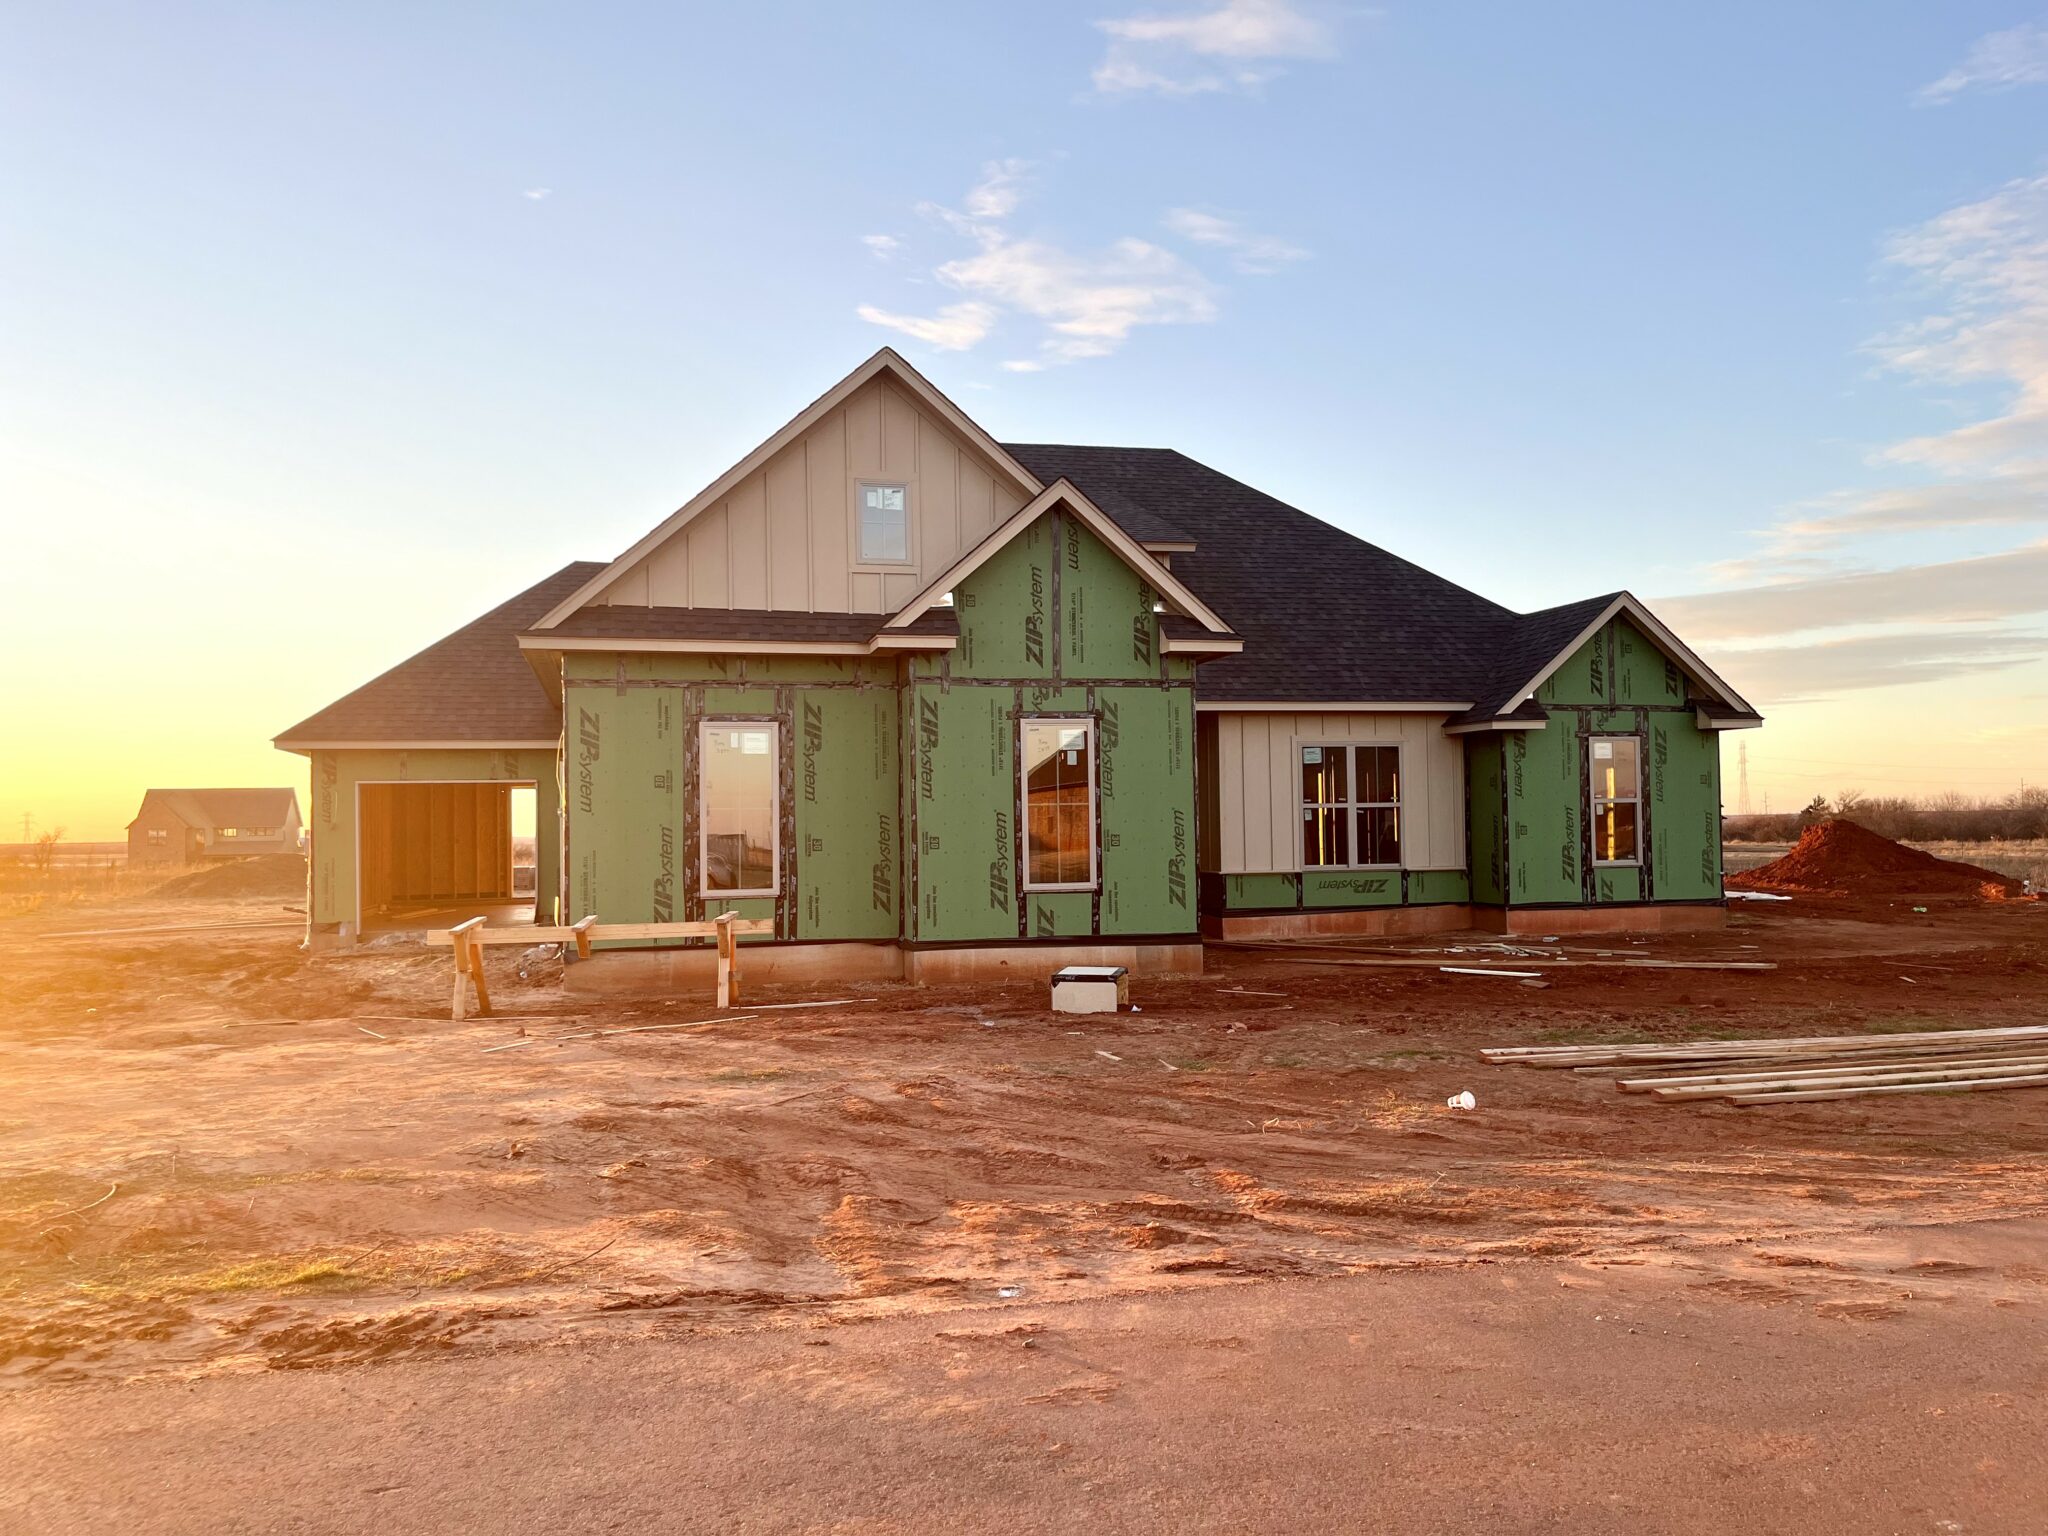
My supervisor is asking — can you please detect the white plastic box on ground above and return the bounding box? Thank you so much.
[1050,965,1129,1013]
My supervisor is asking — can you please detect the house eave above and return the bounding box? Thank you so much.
[273,738,561,755]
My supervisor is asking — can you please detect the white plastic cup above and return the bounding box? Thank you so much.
[1446,1091,1477,1110]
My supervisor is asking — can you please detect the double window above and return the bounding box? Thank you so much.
[1590,736,1642,865]
[1022,719,1096,891]
[856,481,911,565]
[700,723,779,896]
[1300,744,1402,869]
[146,828,168,847]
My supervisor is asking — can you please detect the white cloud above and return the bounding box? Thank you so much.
[939,235,1217,366]
[1163,207,1308,273]
[861,234,900,259]
[1697,628,2046,705]
[1092,0,1337,96]
[1658,541,2048,644]
[1919,21,2048,104]
[853,301,999,352]
[522,188,551,201]
[964,158,1032,220]
[1100,0,1332,58]
[1702,169,2048,607]
[1870,172,2048,473]
[858,161,1228,370]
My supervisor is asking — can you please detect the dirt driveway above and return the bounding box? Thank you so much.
[8,1244,2048,1536]
[5,887,2046,1382]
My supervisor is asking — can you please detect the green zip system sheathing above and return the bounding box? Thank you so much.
[308,748,560,927]
[1202,867,1474,914]
[1478,615,1722,908]
[562,655,899,947]
[904,509,1198,944]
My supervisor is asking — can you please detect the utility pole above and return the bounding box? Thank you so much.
[1737,742,1752,817]
[18,812,29,845]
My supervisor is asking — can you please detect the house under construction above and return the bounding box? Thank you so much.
[277,349,1760,983]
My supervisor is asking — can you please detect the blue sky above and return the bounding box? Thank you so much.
[5,1,2048,835]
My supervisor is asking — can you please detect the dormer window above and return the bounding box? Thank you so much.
[857,482,910,564]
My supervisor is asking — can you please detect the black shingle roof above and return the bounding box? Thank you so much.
[1007,444,1565,706]
[276,562,605,747]
[283,447,1740,740]
[1006,445,1197,547]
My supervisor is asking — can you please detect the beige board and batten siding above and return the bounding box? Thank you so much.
[1206,711,1466,874]
[591,376,1030,616]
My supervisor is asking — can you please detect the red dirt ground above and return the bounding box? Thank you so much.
[3,882,2047,1386]
[1728,816,2033,899]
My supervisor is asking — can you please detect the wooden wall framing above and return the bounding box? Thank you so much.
[359,782,517,915]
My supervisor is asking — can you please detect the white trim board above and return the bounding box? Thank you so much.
[522,634,956,658]
[1195,700,1469,714]
[278,739,559,754]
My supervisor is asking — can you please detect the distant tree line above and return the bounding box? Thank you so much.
[1726,788,2048,844]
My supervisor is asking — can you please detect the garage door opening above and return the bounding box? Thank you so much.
[357,782,538,932]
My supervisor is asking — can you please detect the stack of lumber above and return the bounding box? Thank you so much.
[1481,1024,2048,1106]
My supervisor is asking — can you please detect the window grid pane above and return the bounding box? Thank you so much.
[859,483,909,563]
[1300,744,1401,869]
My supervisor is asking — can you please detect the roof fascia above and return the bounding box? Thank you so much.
[1194,699,1471,714]
[886,478,1232,635]
[1696,709,1764,732]
[272,738,560,754]
[517,634,956,658]
[530,349,1045,631]
[1501,594,1757,721]
[1441,716,1550,736]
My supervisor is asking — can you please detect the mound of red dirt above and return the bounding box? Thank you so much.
[1729,819,2029,900]
[150,854,307,900]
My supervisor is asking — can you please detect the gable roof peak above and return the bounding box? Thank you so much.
[531,349,1044,632]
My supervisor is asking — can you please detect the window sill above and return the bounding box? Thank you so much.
[701,889,779,901]
[1023,883,1099,895]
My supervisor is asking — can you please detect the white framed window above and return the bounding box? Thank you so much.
[146,828,168,846]
[699,722,779,897]
[218,827,239,839]
[1590,736,1642,866]
[855,481,911,566]
[1021,718,1096,891]
[1299,743,1402,869]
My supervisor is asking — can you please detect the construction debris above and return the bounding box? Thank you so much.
[1483,1025,2048,1106]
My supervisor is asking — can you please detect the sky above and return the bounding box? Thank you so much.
[4,1,2048,839]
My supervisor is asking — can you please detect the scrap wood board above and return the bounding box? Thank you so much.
[1484,1025,2048,1106]
[1213,940,1772,973]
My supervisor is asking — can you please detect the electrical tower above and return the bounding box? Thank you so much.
[1737,742,1752,817]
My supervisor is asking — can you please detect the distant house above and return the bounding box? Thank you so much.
[127,789,304,866]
